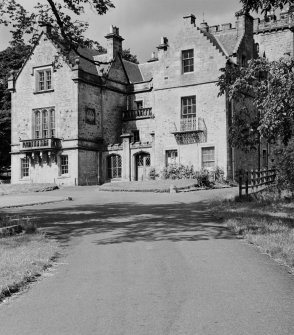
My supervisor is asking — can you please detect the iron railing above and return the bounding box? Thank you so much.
[180,117,198,131]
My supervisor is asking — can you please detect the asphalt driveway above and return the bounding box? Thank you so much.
[0,187,293,335]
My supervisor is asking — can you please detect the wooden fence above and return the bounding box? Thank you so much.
[238,168,276,197]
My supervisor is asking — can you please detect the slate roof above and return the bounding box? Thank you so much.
[213,30,240,56]
[122,60,143,83]
[69,48,113,77]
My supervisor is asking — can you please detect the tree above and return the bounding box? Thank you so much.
[0,0,114,65]
[121,49,139,64]
[0,44,31,171]
[239,0,293,13]
[218,57,294,150]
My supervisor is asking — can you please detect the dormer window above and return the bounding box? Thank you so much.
[36,68,52,92]
[182,49,194,73]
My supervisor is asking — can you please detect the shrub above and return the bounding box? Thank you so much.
[213,166,225,182]
[21,217,37,234]
[273,138,294,192]
[197,169,211,187]
[160,164,196,180]
[148,167,159,180]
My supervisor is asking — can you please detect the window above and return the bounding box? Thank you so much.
[42,110,49,138]
[60,155,69,175]
[181,96,196,119]
[35,111,41,139]
[182,49,194,73]
[34,108,55,138]
[202,147,215,169]
[50,109,55,136]
[262,149,267,168]
[135,101,143,109]
[166,150,178,166]
[21,158,30,178]
[132,130,140,142]
[37,69,52,92]
[107,155,122,179]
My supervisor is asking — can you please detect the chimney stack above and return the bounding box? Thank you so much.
[105,25,124,59]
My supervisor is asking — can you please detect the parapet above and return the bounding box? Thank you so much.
[254,10,294,34]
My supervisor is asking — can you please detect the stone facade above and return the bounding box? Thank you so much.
[8,9,294,185]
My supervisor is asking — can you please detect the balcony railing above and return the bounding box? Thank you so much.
[122,108,153,121]
[20,138,61,151]
[171,117,207,145]
[180,117,198,131]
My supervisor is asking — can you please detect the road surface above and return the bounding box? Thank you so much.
[0,187,293,335]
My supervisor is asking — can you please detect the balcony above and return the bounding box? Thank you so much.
[122,108,153,121]
[20,138,61,152]
[171,117,207,145]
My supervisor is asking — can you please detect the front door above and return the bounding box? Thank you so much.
[136,153,151,181]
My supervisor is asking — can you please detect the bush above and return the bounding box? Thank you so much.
[213,166,225,182]
[160,164,196,180]
[21,217,37,234]
[148,167,159,180]
[197,169,211,187]
[273,139,294,192]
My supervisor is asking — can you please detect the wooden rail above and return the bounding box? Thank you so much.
[238,168,276,197]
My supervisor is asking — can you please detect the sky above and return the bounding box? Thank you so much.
[0,0,244,62]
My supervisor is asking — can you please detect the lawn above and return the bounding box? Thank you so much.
[0,183,58,195]
[0,216,59,301]
[98,179,232,192]
[214,190,294,272]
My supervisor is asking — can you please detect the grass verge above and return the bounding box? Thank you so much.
[0,183,58,195]
[214,189,294,273]
[0,217,59,301]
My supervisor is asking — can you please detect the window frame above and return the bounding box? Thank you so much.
[60,155,69,175]
[33,108,55,139]
[135,100,143,110]
[182,49,194,73]
[166,150,178,166]
[202,147,215,169]
[107,154,122,179]
[35,68,53,93]
[132,130,140,142]
[21,157,30,178]
[181,96,196,119]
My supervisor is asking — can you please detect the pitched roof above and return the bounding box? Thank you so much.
[213,30,239,56]
[69,48,113,77]
[122,60,143,83]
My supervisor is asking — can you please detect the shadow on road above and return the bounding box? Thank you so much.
[2,200,236,244]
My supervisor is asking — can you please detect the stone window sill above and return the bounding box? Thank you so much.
[33,89,54,95]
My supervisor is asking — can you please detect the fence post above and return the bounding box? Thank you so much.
[251,169,254,190]
[245,170,249,196]
[239,174,242,197]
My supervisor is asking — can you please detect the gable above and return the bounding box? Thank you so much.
[107,55,129,84]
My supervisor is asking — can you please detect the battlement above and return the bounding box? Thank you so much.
[208,24,236,34]
[203,10,294,36]
[254,11,294,34]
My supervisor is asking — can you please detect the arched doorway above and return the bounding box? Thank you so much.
[135,152,151,181]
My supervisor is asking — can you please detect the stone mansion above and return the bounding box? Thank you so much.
[8,8,294,185]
